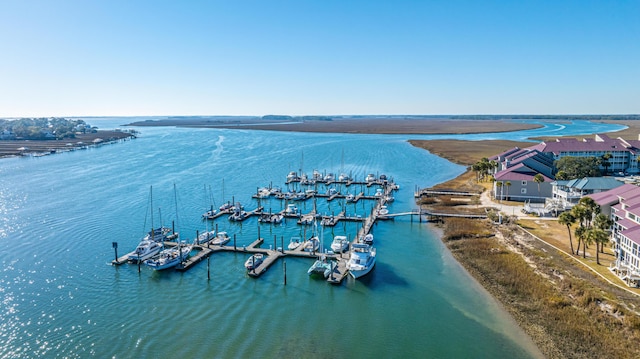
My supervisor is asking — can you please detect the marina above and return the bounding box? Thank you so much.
[112,170,400,284]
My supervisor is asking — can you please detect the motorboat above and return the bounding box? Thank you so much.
[338,173,351,182]
[229,202,249,221]
[363,233,374,245]
[312,170,322,181]
[345,193,355,202]
[245,253,264,271]
[127,239,163,263]
[366,173,376,183]
[303,236,320,252]
[326,188,338,196]
[255,187,272,198]
[194,230,216,245]
[145,243,192,271]
[377,206,389,216]
[347,243,376,279]
[210,231,230,246]
[285,204,299,215]
[307,255,334,278]
[374,188,384,197]
[287,236,302,250]
[324,173,335,182]
[330,235,349,253]
[384,194,395,203]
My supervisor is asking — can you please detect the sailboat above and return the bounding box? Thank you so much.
[127,186,172,263]
[145,241,192,270]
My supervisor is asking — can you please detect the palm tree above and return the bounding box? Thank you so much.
[496,182,503,202]
[587,228,609,265]
[594,213,613,253]
[558,211,576,255]
[575,225,587,258]
[533,174,544,195]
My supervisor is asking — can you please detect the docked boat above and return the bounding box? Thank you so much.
[285,203,299,215]
[303,236,320,252]
[286,171,299,182]
[307,255,334,278]
[254,187,272,198]
[330,235,349,253]
[143,227,172,242]
[326,187,338,196]
[219,201,234,212]
[345,193,356,202]
[377,205,389,216]
[374,188,384,197]
[210,231,230,246]
[287,236,302,250]
[229,202,250,221]
[244,253,264,271]
[127,239,163,263]
[194,230,216,245]
[347,243,376,279]
[366,173,376,183]
[202,206,218,219]
[145,243,192,271]
[384,194,395,203]
[338,173,351,182]
[324,173,335,182]
[363,233,374,245]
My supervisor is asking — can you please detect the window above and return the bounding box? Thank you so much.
[521,188,527,194]
[522,180,527,185]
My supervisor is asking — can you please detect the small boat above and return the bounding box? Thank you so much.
[145,243,192,270]
[330,235,349,253]
[338,173,351,182]
[345,193,356,202]
[194,230,216,245]
[379,174,388,181]
[287,236,302,250]
[307,255,334,278]
[326,187,338,196]
[324,173,335,182]
[127,239,163,263]
[143,227,172,242]
[363,233,374,245]
[285,204,299,215]
[210,231,230,246]
[312,170,322,181]
[347,243,376,279]
[287,171,299,181]
[366,173,376,183]
[303,236,320,252]
[229,202,250,221]
[202,206,218,219]
[255,187,272,198]
[219,201,234,212]
[374,188,384,197]
[245,253,264,271]
[384,194,395,203]
[377,206,389,216]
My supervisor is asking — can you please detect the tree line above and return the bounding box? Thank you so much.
[0,118,95,140]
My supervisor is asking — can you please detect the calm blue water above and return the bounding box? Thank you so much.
[0,119,625,358]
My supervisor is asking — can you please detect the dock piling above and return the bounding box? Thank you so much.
[112,242,118,263]
[283,259,287,285]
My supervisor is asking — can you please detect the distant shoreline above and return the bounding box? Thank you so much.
[0,130,135,158]
[126,118,545,135]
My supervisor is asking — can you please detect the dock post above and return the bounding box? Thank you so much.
[137,259,141,273]
[283,259,287,285]
[234,234,237,250]
[207,256,210,281]
[281,236,284,253]
[112,242,118,263]
[273,234,276,251]
[258,226,261,242]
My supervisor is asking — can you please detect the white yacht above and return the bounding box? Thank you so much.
[287,236,302,250]
[127,239,163,263]
[366,173,376,183]
[347,243,376,279]
[285,204,299,215]
[330,235,349,253]
[345,193,355,202]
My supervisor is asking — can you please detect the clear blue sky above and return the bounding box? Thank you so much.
[1,0,638,117]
